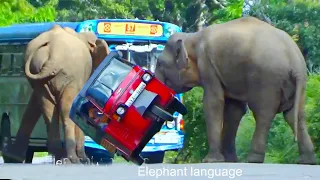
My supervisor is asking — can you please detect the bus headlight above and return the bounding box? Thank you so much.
[166,120,175,129]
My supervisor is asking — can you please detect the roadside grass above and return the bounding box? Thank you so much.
[34,152,49,157]
[112,155,132,164]
[0,151,47,158]
[163,151,178,163]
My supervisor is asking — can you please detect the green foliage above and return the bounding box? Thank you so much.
[211,0,244,24]
[173,87,207,163]
[0,0,57,26]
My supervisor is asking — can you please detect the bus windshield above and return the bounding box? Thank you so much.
[112,43,163,73]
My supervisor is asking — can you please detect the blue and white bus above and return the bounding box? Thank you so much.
[0,18,185,164]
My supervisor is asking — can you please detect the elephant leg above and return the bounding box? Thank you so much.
[247,90,279,163]
[201,84,225,163]
[221,98,247,162]
[39,90,64,163]
[2,91,41,162]
[75,126,90,164]
[283,95,317,165]
[59,86,81,164]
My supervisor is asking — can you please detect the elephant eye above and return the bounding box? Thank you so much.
[157,60,162,67]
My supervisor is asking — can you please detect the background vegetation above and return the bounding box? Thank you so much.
[0,0,320,164]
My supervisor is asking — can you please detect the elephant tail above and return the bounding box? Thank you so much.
[292,75,305,142]
[24,30,62,81]
[24,49,62,81]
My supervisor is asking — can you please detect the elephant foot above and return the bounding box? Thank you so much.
[78,154,90,165]
[299,152,317,165]
[55,153,82,165]
[247,151,265,163]
[76,149,90,164]
[68,155,82,164]
[80,157,90,165]
[223,152,239,162]
[201,151,225,163]
[59,157,81,165]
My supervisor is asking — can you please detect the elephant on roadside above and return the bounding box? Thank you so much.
[154,16,317,165]
[1,25,110,164]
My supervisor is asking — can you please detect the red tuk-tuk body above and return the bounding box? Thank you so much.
[69,51,187,165]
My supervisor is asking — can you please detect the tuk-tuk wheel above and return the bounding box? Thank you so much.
[170,97,187,115]
[131,155,144,165]
[150,105,174,122]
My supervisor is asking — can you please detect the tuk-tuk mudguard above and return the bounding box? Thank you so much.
[132,90,158,116]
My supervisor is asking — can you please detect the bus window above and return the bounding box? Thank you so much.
[0,44,26,76]
[128,45,163,73]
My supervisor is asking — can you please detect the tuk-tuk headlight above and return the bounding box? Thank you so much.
[116,107,126,115]
[142,73,152,83]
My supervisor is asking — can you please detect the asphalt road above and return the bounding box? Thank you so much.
[0,162,319,180]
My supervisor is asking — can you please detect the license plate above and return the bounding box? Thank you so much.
[100,138,117,154]
[154,136,179,144]
[125,82,146,107]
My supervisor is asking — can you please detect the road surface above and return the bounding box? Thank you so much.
[0,155,53,164]
[0,161,319,180]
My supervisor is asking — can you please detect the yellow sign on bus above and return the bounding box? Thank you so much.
[97,22,163,37]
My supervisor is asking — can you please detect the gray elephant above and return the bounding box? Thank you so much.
[154,16,317,165]
[2,25,110,164]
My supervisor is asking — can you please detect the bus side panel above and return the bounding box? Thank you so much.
[0,44,48,145]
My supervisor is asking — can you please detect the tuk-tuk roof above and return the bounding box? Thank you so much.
[0,22,80,43]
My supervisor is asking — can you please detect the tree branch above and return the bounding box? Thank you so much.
[212,0,227,8]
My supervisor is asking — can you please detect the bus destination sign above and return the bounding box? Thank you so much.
[97,22,163,37]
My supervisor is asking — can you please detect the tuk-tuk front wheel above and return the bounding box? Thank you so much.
[141,151,165,164]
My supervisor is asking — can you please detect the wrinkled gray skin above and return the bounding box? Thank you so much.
[2,25,110,164]
[155,16,317,165]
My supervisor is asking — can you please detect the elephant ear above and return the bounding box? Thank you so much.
[175,39,188,69]
[92,39,110,69]
[50,24,63,31]
[63,27,78,36]
[78,32,97,52]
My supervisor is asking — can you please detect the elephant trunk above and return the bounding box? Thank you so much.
[155,68,165,84]
[24,32,62,81]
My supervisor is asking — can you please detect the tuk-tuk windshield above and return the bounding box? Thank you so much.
[86,57,132,108]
